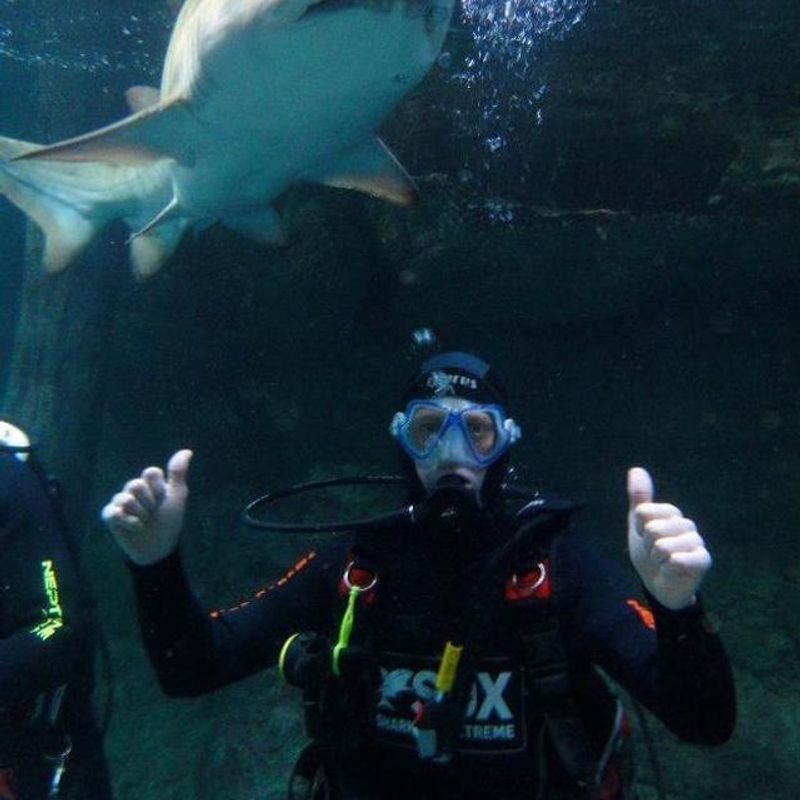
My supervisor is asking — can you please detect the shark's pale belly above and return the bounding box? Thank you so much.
[166,2,451,216]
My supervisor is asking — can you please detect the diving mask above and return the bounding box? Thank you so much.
[390,399,521,468]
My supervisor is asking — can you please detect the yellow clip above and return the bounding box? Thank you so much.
[436,641,463,694]
[332,585,361,678]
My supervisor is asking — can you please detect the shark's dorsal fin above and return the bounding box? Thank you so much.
[125,85,162,113]
[302,138,419,206]
[12,96,194,166]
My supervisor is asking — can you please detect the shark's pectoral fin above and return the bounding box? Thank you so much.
[13,95,195,166]
[125,85,162,113]
[302,138,419,207]
[223,207,286,246]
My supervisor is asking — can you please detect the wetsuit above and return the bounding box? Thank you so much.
[0,452,112,800]
[129,502,736,799]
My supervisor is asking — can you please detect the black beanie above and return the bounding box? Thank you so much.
[402,351,509,408]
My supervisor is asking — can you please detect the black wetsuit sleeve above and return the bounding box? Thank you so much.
[554,532,736,745]
[128,539,345,697]
[0,455,87,709]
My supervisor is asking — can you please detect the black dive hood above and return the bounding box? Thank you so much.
[241,474,545,535]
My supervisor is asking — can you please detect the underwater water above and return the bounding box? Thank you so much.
[0,0,798,798]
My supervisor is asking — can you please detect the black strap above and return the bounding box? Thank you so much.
[512,528,617,793]
[519,617,624,793]
[433,504,576,755]
[520,619,571,710]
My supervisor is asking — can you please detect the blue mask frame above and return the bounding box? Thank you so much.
[390,400,521,468]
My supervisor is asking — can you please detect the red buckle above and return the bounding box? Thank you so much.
[505,559,551,602]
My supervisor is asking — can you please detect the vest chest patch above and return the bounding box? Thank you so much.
[374,651,527,754]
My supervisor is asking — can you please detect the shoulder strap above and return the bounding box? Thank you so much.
[513,524,625,795]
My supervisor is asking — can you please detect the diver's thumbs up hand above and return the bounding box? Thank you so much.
[626,467,711,610]
[102,449,193,566]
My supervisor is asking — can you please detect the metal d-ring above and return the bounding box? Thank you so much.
[343,560,378,593]
[510,561,547,591]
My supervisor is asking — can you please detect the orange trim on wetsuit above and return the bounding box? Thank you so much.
[626,599,656,630]
[209,551,318,619]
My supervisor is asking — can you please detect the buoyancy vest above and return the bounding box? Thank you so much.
[289,497,633,800]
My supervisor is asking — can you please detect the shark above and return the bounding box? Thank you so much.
[0,0,455,278]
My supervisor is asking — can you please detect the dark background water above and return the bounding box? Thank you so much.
[1,1,799,798]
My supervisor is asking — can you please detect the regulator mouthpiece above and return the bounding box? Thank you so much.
[422,475,481,529]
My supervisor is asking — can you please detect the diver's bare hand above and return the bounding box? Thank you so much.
[626,467,712,611]
[101,449,193,566]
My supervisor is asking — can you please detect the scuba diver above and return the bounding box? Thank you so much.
[101,351,736,799]
[0,420,113,800]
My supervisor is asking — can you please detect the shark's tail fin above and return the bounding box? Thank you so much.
[0,134,105,271]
